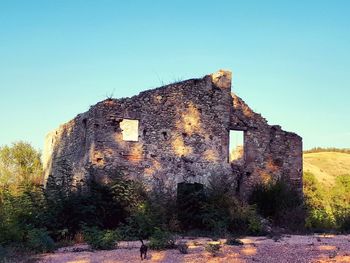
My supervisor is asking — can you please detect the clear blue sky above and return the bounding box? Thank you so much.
[0,0,349,151]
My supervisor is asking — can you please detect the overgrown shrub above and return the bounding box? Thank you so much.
[118,184,179,241]
[43,174,146,240]
[247,212,264,235]
[304,172,350,232]
[26,228,55,253]
[200,174,263,236]
[4,139,350,255]
[148,183,179,232]
[249,179,304,231]
[0,183,47,247]
[330,174,350,233]
[177,182,206,230]
[148,228,176,250]
[303,172,335,231]
[205,242,221,256]
[117,202,156,240]
[83,227,119,250]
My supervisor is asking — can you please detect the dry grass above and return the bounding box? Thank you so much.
[303,152,350,186]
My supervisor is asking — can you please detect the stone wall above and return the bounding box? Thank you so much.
[230,94,303,198]
[43,70,302,198]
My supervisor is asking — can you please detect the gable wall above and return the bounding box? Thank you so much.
[43,70,302,198]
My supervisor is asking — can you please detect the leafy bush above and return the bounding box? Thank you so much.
[26,228,55,253]
[0,142,45,247]
[43,174,146,240]
[177,182,206,230]
[148,228,176,250]
[177,242,188,254]
[0,183,47,247]
[200,174,263,236]
[118,202,158,241]
[83,227,119,250]
[205,242,221,256]
[148,183,179,232]
[117,180,179,241]
[4,139,350,255]
[247,213,264,235]
[303,172,335,231]
[249,179,304,230]
[330,174,350,233]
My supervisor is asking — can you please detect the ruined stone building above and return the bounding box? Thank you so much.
[43,70,303,198]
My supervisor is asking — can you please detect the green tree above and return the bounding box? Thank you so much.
[331,174,350,231]
[303,172,335,230]
[0,141,43,190]
[0,142,44,245]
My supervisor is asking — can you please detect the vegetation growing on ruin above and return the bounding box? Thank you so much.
[0,141,349,260]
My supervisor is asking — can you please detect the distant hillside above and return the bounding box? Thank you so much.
[303,151,350,186]
[304,147,350,154]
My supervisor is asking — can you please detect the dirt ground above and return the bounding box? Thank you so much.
[37,234,350,263]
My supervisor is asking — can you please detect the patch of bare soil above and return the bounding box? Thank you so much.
[36,234,350,263]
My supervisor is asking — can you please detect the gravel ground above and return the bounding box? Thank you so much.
[37,234,350,263]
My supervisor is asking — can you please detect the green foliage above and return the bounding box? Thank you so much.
[247,212,263,235]
[303,172,350,232]
[117,184,179,240]
[303,172,335,230]
[205,242,221,256]
[249,179,301,219]
[148,184,179,233]
[177,182,206,230]
[0,141,43,189]
[83,227,119,250]
[330,174,350,232]
[26,228,55,253]
[0,141,147,252]
[118,202,156,240]
[249,179,304,231]
[0,142,45,246]
[148,228,176,250]
[42,174,146,240]
[200,174,263,236]
[2,139,350,256]
[44,180,124,239]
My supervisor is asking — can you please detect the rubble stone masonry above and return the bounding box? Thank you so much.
[43,70,302,198]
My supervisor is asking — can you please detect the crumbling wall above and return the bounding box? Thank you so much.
[43,70,303,198]
[44,70,234,192]
[230,94,303,198]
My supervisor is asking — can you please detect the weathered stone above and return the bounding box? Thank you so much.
[43,70,302,198]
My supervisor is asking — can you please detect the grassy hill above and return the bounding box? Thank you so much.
[303,151,350,231]
[303,152,350,186]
